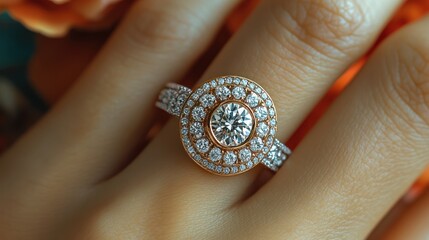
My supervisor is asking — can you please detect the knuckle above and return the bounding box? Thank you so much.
[125,1,203,54]
[382,32,429,130]
[268,0,368,58]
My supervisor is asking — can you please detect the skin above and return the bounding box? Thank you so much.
[1,0,429,239]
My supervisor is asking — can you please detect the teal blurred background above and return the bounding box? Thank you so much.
[0,12,44,151]
[0,12,45,110]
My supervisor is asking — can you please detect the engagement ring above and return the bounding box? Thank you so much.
[156,76,291,176]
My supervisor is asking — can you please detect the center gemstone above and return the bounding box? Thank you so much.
[209,102,254,147]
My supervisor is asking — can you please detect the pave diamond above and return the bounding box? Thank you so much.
[196,138,210,153]
[223,151,237,165]
[215,86,231,100]
[250,137,264,152]
[246,93,259,107]
[190,122,204,139]
[268,144,286,166]
[200,94,216,108]
[256,122,269,137]
[239,148,252,162]
[254,106,268,121]
[192,107,206,121]
[210,102,254,147]
[209,147,222,162]
[232,87,246,99]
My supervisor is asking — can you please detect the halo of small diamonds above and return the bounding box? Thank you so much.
[179,76,278,176]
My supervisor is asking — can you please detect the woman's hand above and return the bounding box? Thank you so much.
[1,0,429,239]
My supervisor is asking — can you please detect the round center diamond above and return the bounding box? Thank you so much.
[210,102,254,147]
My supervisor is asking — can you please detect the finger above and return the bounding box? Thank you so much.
[204,0,404,137]
[127,0,404,203]
[379,190,429,240]
[1,0,240,188]
[241,16,429,239]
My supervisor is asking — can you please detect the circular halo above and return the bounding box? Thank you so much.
[179,76,277,176]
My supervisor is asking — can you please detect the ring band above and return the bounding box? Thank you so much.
[156,76,292,176]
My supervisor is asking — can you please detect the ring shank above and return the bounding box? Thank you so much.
[156,83,291,172]
[156,83,192,117]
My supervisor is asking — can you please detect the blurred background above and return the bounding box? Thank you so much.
[0,12,42,153]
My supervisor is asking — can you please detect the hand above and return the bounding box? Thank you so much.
[1,0,429,239]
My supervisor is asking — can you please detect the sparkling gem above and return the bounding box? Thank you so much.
[226,77,233,84]
[215,86,231,100]
[177,94,187,105]
[211,80,217,87]
[266,136,274,147]
[223,152,237,165]
[250,137,264,152]
[200,94,216,108]
[270,119,276,126]
[203,83,210,91]
[223,167,231,174]
[233,78,241,84]
[262,93,268,99]
[188,146,195,154]
[241,79,248,86]
[181,128,188,135]
[240,164,246,171]
[246,93,259,107]
[239,148,252,162]
[255,106,268,121]
[203,160,208,166]
[263,146,269,153]
[216,166,223,173]
[269,108,275,117]
[232,87,246,99]
[160,89,171,104]
[196,89,203,96]
[196,138,210,153]
[247,161,253,168]
[273,158,283,166]
[270,128,276,136]
[182,137,190,146]
[208,163,215,170]
[268,145,285,167]
[186,99,195,107]
[266,100,272,107]
[183,108,190,115]
[249,83,255,89]
[218,78,225,84]
[231,166,238,173]
[209,147,222,162]
[181,118,188,125]
[195,154,202,161]
[257,122,269,137]
[192,93,199,100]
[210,102,254,147]
[190,122,204,138]
[192,107,206,121]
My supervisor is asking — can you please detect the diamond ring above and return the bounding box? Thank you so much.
[156,76,292,176]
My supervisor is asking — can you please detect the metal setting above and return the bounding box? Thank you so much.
[156,76,292,176]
